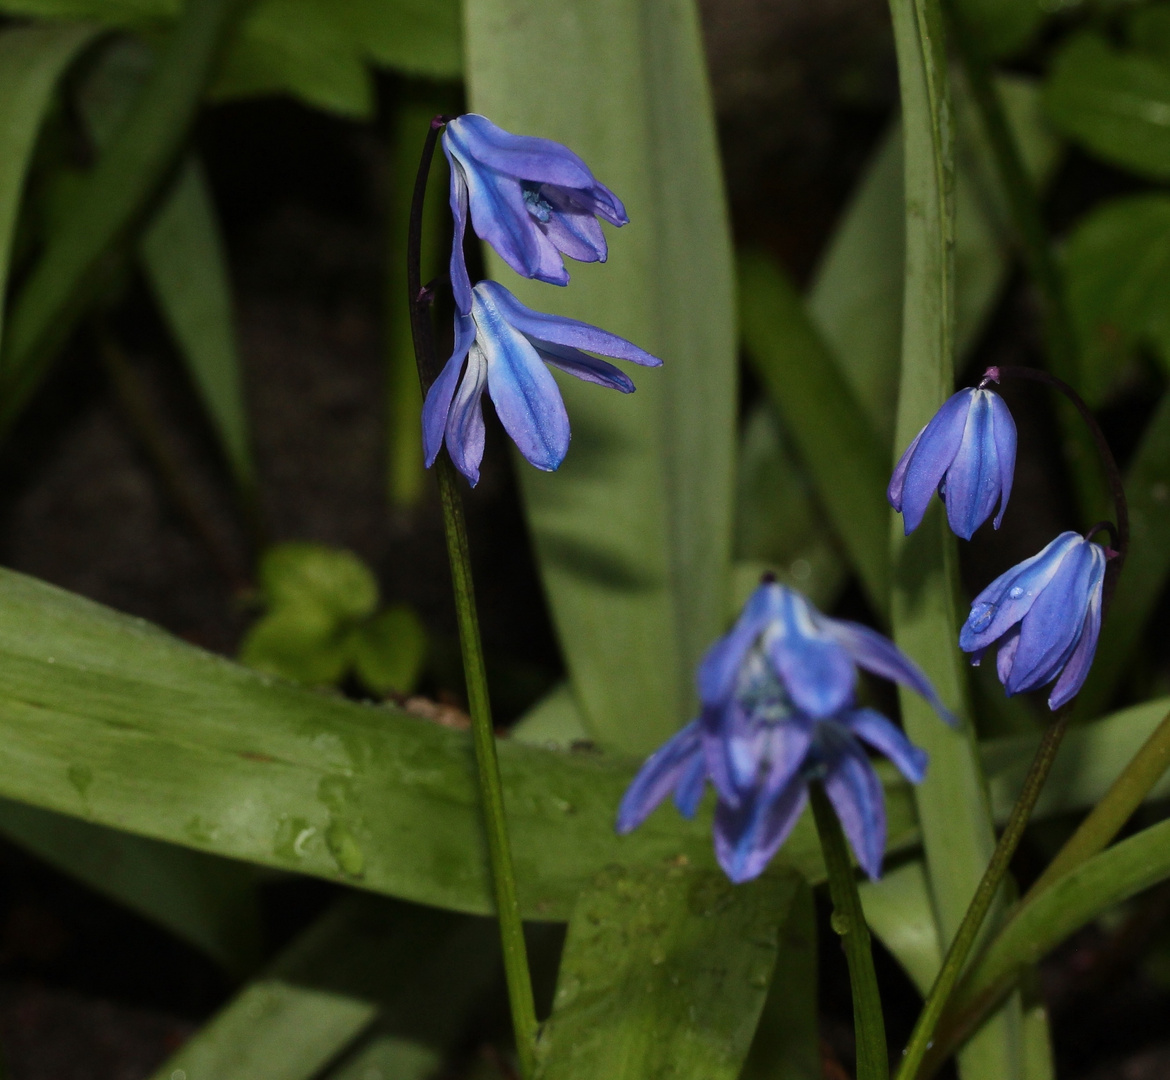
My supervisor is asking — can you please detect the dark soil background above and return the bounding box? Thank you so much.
[0,0,1167,1076]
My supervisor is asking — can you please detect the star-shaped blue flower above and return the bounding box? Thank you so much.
[442,114,628,314]
[422,280,661,485]
[960,530,1108,709]
[616,580,950,883]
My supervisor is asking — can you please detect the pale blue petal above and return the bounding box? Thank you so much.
[896,389,974,533]
[823,729,887,880]
[481,280,662,367]
[696,582,779,705]
[944,390,1001,541]
[423,311,476,467]
[713,778,809,884]
[444,342,488,485]
[1048,560,1104,709]
[444,150,473,315]
[474,285,570,471]
[534,341,635,392]
[616,720,703,834]
[766,588,856,718]
[959,531,1084,653]
[841,708,928,783]
[540,185,608,261]
[990,391,1017,529]
[446,113,597,189]
[820,617,956,726]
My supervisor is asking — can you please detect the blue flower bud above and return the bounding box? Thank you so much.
[889,386,1017,540]
[421,280,660,485]
[616,581,947,884]
[442,114,628,314]
[960,531,1107,710]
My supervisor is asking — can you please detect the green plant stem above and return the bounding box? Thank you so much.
[946,0,1109,522]
[920,706,1170,1073]
[894,706,1071,1080]
[405,118,538,1080]
[810,783,888,1080]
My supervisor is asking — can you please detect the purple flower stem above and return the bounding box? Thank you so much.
[407,117,539,1080]
[810,782,890,1080]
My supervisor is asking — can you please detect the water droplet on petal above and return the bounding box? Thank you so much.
[1009,586,1023,599]
[969,602,995,631]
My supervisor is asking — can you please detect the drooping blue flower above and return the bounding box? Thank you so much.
[442,114,628,314]
[422,279,661,485]
[889,382,1017,540]
[616,580,949,883]
[960,531,1108,710]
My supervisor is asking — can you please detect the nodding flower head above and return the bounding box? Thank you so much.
[960,530,1108,710]
[421,280,660,485]
[889,384,1017,540]
[616,580,947,883]
[442,114,628,314]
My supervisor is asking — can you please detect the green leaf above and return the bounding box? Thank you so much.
[0,23,99,355]
[1130,4,1170,64]
[950,0,1045,59]
[536,865,801,1080]
[1044,33,1170,181]
[1064,194,1170,402]
[0,0,247,435]
[259,542,380,620]
[239,602,352,686]
[740,874,820,1080]
[463,0,737,757]
[859,859,941,996]
[738,250,890,615]
[887,1,1023,1075]
[141,155,257,493]
[0,0,175,22]
[152,895,499,1080]
[333,0,461,80]
[352,605,427,696]
[0,798,260,974]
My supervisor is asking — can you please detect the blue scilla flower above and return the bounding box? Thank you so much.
[889,379,1017,540]
[422,279,661,485]
[616,580,949,883]
[960,531,1108,710]
[442,114,628,314]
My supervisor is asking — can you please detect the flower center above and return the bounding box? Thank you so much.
[734,648,795,725]
[521,182,554,223]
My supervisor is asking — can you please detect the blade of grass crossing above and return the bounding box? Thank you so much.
[463,0,737,756]
[887,1,1025,1076]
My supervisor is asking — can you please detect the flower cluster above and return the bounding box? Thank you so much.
[889,367,1112,710]
[423,113,660,484]
[618,579,949,883]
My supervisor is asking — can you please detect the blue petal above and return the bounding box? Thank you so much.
[841,708,928,783]
[990,391,1017,529]
[766,588,856,718]
[534,341,634,392]
[617,720,704,833]
[713,776,809,884]
[473,284,570,471]
[895,389,975,534]
[481,280,662,367]
[820,617,956,726]
[422,311,476,467]
[444,342,488,485]
[696,582,779,705]
[995,625,1021,688]
[444,151,474,315]
[1008,539,1103,696]
[943,389,1001,541]
[674,749,709,818]
[540,185,609,261]
[822,728,887,880]
[888,426,925,511]
[446,114,598,189]
[959,531,1084,653]
[1048,558,1105,709]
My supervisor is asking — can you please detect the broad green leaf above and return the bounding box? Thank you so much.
[809,77,1060,446]
[333,0,461,80]
[141,155,256,493]
[325,1036,438,1080]
[0,798,260,974]
[951,0,1045,59]
[887,1,1023,1076]
[1044,33,1170,182]
[509,682,589,750]
[352,606,426,696]
[860,859,941,995]
[152,896,499,1080]
[536,865,800,1080]
[738,250,889,615]
[1064,194,1170,402]
[1130,4,1170,63]
[740,874,820,1080]
[464,0,737,756]
[259,543,379,620]
[0,0,175,21]
[0,0,247,435]
[0,23,99,355]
